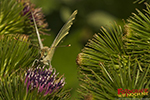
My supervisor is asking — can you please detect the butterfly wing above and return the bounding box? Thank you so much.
[31,12,43,49]
[51,10,78,48]
[42,10,78,65]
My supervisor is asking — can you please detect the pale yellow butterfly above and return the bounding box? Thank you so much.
[32,10,78,65]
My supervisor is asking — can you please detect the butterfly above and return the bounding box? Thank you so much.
[31,10,78,65]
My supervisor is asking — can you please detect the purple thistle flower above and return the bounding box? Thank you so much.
[22,3,31,17]
[25,65,65,96]
[20,1,49,34]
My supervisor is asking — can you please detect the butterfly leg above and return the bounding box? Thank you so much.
[32,59,39,66]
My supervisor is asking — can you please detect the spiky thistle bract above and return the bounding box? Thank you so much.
[0,34,38,79]
[0,0,25,35]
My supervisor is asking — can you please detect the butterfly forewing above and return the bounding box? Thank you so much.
[51,10,77,48]
[43,10,78,65]
[31,12,43,49]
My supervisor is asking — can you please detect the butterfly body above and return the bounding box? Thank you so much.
[41,46,54,65]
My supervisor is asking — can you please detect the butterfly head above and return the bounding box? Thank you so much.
[41,46,49,59]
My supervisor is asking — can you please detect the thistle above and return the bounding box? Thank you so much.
[76,1,150,100]
[0,69,70,100]
[25,65,65,96]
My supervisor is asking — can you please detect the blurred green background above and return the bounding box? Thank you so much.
[31,0,144,99]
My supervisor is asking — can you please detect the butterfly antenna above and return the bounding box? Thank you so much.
[54,44,71,48]
[31,12,43,49]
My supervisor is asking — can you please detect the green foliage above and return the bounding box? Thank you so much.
[0,34,38,79]
[133,0,150,4]
[77,57,149,99]
[125,3,150,68]
[0,0,46,46]
[77,2,150,100]
[134,0,145,4]
[77,23,125,68]
[0,0,26,35]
